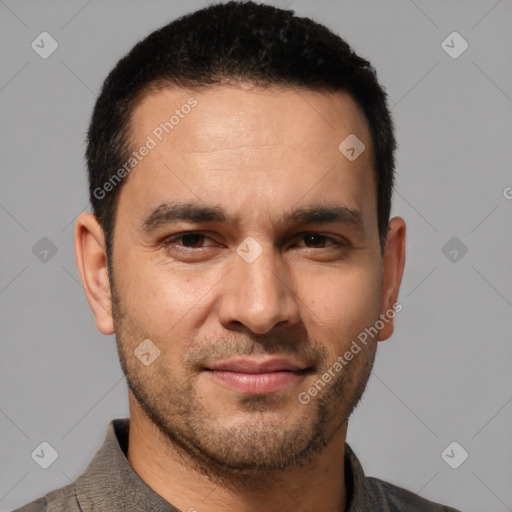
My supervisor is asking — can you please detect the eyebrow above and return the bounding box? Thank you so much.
[142,201,365,233]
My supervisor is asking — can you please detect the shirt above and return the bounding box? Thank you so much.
[12,418,462,512]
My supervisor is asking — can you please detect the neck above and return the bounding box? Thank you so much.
[126,395,348,512]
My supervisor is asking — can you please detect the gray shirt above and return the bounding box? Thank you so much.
[12,418,461,511]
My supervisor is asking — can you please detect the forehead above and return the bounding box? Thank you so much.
[122,83,376,231]
[130,84,372,155]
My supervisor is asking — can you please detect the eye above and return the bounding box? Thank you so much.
[296,233,346,249]
[160,231,348,254]
[161,232,216,251]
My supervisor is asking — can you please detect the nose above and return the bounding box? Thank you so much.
[217,244,301,335]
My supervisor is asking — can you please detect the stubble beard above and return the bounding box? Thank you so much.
[109,274,377,490]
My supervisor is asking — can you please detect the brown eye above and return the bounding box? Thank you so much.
[303,233,329,248]
[299,233,344,248]
[176,233,205,248]
[162,232,215,251]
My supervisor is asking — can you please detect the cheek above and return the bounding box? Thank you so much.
[116,253,214,345]
[116,240,382,349]
[301,265,382,349]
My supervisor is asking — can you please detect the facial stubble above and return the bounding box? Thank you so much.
[109,269,377,489]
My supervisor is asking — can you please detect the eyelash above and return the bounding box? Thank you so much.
[161,232,347,252]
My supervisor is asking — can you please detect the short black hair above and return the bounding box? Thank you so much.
[86,0,396,259]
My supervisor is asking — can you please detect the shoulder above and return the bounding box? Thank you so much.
[10,497,47,512]
[10,482,81,512]
[366,476,462,512]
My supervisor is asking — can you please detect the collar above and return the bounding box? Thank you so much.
[74,418,179,511]
[74,418,378,511]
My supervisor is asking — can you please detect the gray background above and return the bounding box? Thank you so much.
[1,1,511,511]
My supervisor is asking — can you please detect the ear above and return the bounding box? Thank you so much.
[74,212,115,335]
[377,216,406,341]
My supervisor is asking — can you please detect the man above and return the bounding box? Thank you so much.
[14,1,461,511]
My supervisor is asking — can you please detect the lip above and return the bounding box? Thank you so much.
[204,357,312,395]
[205,357,307,373]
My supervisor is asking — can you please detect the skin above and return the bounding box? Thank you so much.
[75,83,406,512]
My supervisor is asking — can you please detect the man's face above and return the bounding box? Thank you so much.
[110,84,384,474]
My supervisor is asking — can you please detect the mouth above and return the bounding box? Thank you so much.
[203,357,314,395]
